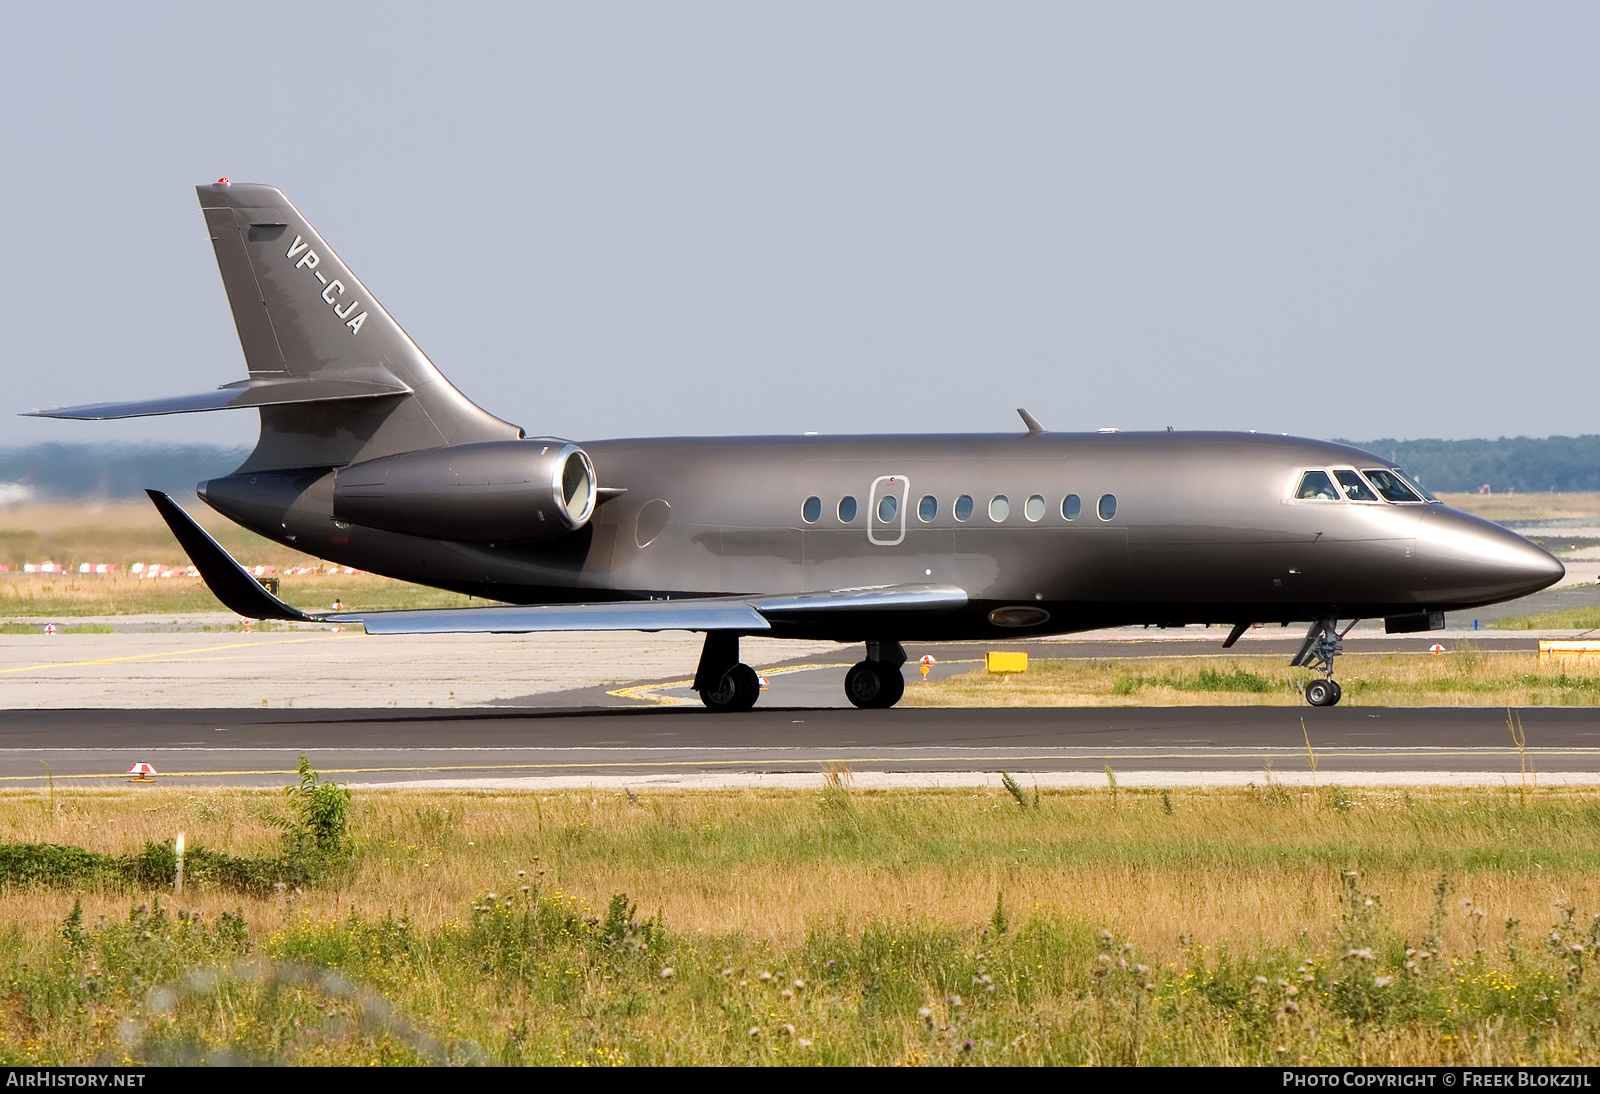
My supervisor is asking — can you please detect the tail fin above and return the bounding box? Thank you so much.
[196,182,520,470]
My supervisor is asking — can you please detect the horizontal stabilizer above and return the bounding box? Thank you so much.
[145,491,311,622]
[27,370,412,421]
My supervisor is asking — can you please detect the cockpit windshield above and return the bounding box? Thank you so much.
[1363,469,1425,503]
[1333,469,1379,502]
[1390,467,1437,502]
[1295,470,1339,500]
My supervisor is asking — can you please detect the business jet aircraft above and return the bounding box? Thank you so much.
[28,181,1564,711]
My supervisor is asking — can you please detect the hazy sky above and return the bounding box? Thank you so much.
[3,3,1597,447]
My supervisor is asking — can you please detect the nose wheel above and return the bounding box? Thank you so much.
[1305,678,1342,707]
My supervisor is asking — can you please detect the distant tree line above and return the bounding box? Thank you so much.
[1340,436,1600,494]
[0,443,250,501]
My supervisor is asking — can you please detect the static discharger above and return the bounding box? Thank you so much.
[986,651,1028,680]
[127,763,157,782]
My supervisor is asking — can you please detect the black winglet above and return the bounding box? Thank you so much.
[145,490,312,622]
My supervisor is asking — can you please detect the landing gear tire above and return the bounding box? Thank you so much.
[700,663,760,713]
[844,661,906,709]
[1305,679,1342,707]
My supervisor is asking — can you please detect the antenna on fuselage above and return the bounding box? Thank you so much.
[1017,408,1046,436]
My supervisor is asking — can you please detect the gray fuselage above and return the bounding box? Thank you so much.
[198,429,1561,642]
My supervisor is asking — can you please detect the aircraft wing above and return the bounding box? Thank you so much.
[145,490,967,633]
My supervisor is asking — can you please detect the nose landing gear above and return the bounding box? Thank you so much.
[1293,619,1356,707]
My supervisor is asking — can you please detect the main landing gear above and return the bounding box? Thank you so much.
[692,634,911,712]
[844,640,907,709]
[1292,619,1356,707]
[694,632,760,713]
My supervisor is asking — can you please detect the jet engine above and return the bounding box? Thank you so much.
[332,439,596,542]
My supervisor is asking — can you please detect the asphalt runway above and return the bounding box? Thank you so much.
[2,704,1595,790]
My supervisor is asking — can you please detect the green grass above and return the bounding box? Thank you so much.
[1492,607,1600,631]
[905,649,1600,706]
[9,780,1600,1063]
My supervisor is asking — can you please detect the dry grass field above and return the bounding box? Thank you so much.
[2,781,1600,1064]
[0,502,480,616]
[1436,491,1600,523]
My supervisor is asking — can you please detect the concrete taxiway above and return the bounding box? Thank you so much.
[2,625,1595,790]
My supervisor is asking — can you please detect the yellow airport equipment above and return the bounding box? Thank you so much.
[1538,640,1600,663]
[986,651,1028,679]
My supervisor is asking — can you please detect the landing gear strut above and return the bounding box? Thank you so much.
[1292,619,1356,707]
[694,631,760,713]
[844,640,907,709]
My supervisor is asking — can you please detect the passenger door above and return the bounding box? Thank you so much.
[867,475,910,546]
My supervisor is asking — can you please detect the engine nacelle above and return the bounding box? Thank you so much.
[332,439,596,542]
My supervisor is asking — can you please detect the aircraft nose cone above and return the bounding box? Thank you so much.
[1416,510,1565,603]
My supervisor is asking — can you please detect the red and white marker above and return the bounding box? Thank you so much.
[128,762,157,780]
[1429,644,1446,653]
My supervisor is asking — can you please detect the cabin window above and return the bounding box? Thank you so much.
[918,494,937,522]
[1294,471,1339,500]
[954,495,974,522]
[878,494,898,522]
[989,495,1010,522]
[1098,493,1117,521]
[1062,494,1082,520]
[802,496,822,523]
[1334,469,1379,502]
[838,496,857,522]
[1025,494,1046,522]
[1363,469,1425,503]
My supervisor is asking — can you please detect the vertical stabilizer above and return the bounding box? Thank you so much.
[196,182,520,470]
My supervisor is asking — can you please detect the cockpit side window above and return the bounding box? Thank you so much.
[1392,467,1437,502]
[1333,469,1379,502]
[1363,469,1424,503]
[1295,470,1339,500]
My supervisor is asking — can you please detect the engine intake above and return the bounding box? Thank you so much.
[333,439,596,542]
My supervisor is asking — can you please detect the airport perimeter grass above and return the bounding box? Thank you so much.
[3,781,1600,1064]
[903,645,1600,707]
[1493,608,1600,632]
[0,572,481,618]
[0,501,480,617]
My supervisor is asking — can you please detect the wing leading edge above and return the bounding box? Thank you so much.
[145,491,967,634]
